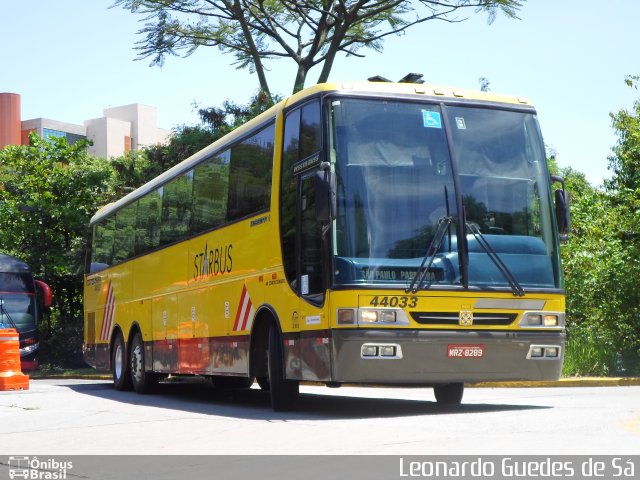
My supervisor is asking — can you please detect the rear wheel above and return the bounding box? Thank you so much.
[267,324,298,411]
[130,331,158,394]
[434,382,464,404]
[112,332,132,391]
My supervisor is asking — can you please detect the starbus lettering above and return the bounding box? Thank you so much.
[194,243,233,280]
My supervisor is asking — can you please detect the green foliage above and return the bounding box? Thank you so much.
[563,322,618,376]
[0,134,113,368]
[560,79,640,375]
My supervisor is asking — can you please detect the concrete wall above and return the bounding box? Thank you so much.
[85,116,132,159]
[103,103,170,150]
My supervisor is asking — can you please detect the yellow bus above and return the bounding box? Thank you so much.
[84,81,568,410]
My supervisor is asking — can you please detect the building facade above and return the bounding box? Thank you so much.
[0,92,170,158]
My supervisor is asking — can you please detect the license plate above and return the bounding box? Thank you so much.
[447,344,485,358]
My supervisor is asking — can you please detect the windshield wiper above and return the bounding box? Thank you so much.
[465,222,525,297]
[406,216,452,294]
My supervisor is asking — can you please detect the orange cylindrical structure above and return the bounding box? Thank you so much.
[0,93,22,149]
[0,328,29,391]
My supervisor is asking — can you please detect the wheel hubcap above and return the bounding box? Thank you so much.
[114,343,123,379]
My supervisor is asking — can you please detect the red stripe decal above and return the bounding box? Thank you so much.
[233,285,254,332]
[100,281,115,341]
[233,286,247,331]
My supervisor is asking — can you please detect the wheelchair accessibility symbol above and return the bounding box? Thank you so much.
[422,110,442,129]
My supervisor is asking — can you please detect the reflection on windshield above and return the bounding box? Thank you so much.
[329,98,561,290]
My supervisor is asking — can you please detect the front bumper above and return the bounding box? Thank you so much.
[331,329,565,385]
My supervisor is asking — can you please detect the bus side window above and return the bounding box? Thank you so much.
[160,173,193,246]
[135,187,162,255]
[227,124,274,221]
[113,202,137,263]
[91,216,115,272]
[191,151,229,234]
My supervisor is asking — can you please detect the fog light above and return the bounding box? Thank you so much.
[544,315,558,327]
[531,347,543,358]
[360,310,378,323]
[379,345,396,357]
[337,309,355,325]
[362,345,378,357]
[544,347,559,358]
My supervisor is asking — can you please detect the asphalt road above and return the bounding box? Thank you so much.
[1,379,639,455]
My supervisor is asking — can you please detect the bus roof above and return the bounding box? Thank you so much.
[0,253,31,273]
[90,81,533,225]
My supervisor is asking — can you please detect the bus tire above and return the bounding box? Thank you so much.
[130,331,158,394]
[112,332,132,391]
[267,324,298,411]
[434,382,464,404]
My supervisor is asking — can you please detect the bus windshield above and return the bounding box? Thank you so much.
[0,272,37,333]
[329,97,561,291]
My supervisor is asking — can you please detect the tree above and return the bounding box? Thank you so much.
[0,134,113,367]
[558,77,640,375]
[606,79,640,234]
[114,0,523,95]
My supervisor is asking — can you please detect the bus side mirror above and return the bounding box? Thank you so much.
[551,175,570,242]
[34,280,53,309]
[314,165,336,225]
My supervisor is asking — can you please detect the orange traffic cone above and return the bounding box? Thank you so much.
[0,328,29,391]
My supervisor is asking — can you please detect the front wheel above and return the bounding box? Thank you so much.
[267,324,299,411]
[434,382,464,405]
[130,332,158,394]
[112,332,132,391]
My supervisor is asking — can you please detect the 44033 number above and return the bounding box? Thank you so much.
[369,296,417,308]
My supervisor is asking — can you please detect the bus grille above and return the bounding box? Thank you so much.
[410,312,517,326]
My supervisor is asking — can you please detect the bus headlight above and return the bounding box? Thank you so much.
[359,309,396,324]
[20,342,39,354]
[335,308,410,326]
[520,312,564,328]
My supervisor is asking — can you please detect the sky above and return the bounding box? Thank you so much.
[2,1,639,187]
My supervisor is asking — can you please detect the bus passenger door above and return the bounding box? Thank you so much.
[294,172,331,381]
[299,173,325,304]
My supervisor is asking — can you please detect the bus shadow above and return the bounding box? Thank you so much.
[65,380,551,420]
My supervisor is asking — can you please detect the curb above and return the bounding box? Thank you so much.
[470,377,640,388]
